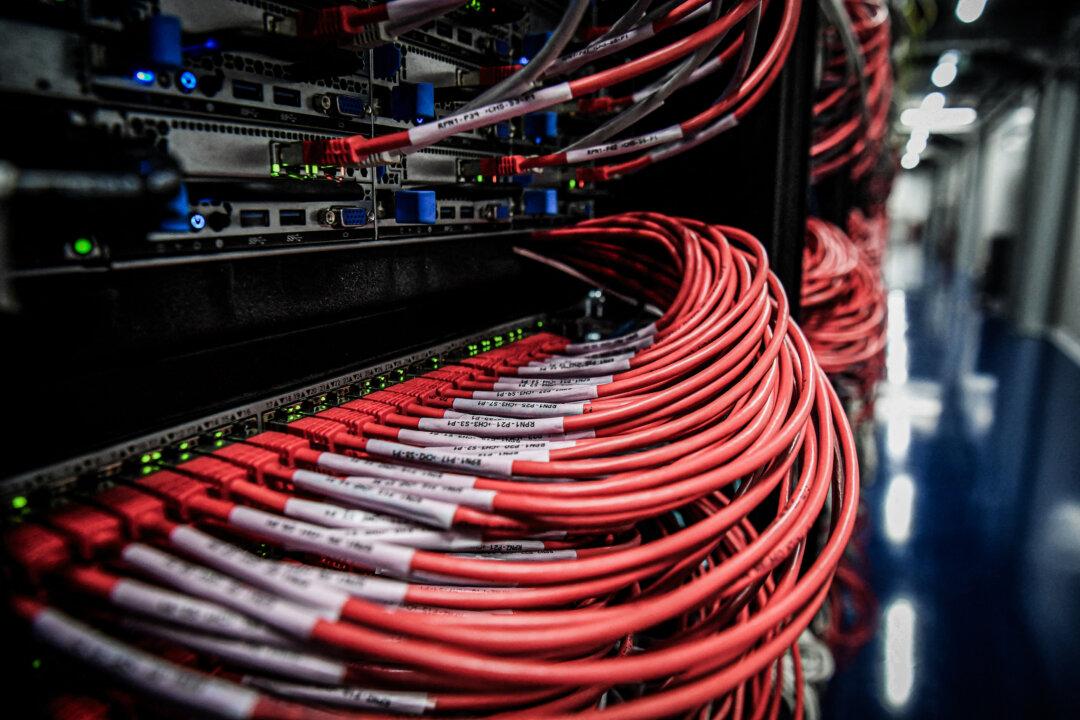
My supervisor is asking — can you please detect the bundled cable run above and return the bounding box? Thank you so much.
[810,0,894,184]
[300,0,799,180]
[8,212,860,719]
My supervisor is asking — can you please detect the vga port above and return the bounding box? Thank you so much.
[318,206,368,228]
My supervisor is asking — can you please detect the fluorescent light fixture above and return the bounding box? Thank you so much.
[931,61,957,88]
[906,134,928,154]
[883,598,916,707]
[920,92,946,111]
[900,107,977,131]
[956,0,987,23]
[900,152,920,170]
[883,473,916,544]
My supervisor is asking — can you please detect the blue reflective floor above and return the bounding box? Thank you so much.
[824,249,1080,718]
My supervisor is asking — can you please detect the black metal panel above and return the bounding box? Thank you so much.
[0,237,585,476]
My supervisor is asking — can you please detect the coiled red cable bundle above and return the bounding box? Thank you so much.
[811,0,893,184]
[801,217,886,408]
[846,207,888,274]
[8,213,859,720]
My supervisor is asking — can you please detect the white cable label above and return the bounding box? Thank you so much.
[418,415,567,436]
[111,579,286,645]
[450,399,585,418]
[120,544,325,638]
[126,621,347,684]
[314,451,479,485]
[393,427,513,449]
[400,430,575,451]
[478,539,547,552]
[527,351,634,368]
[571,334,655,358]
[341,473,497,509]
[470,386,599,401]
[168,526,350,613]
[228,504,417,574]
[407,82,573,146]
[34,609,259,720]
[548,25,657,75]
[364,438,517,477]
[293,468,461,527]
[455,548,578,561]
[327,526,484,551]
[650,114,738,162]
[514,359,630,377]
[565,125,684,163]
[282,497,414,529]
[491,375,612,388]
[244,677,434,715]
[277,564,408,605]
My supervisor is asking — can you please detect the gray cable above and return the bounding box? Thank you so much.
[458,0,591,112]
[714,3,760,102]
[563,0,728,150]
[594,0,657,43]
[818,0,870,126]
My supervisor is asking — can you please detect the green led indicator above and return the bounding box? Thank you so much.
[537,321,544,328]
[31,659,41,670]
[72,238,94,256]
[141,466,154,475]
[475,174,484,182]
[140,453,152,464]
[271,163,281,174]
[569,179,577,190]
[467,0,482,10]
[11,495,28,510]
[214,439,225,448]
[179,441,190,450]
[151,451,162,460]
[179,452,191,461]
[213,430,224,439]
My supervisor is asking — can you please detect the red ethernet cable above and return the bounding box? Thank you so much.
[810,0,894,184]
[302,0,763,166]
[8,213,860,719]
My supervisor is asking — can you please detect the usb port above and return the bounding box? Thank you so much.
[279,209,306,226]
[232,80,264,102]
[440,205,457,219]
[239,209,270,227]
[459,206,475,220]
[273,86,301,107]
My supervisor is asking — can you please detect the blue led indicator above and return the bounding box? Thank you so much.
[134,70,156,85]
[415,117,426,125]
[518,57,529,65]
[178,71,198,91]
[189,213,206,230]
[204,38,218,50]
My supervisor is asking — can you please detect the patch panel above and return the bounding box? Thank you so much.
[1,314,549,507]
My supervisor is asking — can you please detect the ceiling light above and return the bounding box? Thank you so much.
[931,62,957,88]
[920,92,946,111]
[955,0,987,24]
[900,107,977,131]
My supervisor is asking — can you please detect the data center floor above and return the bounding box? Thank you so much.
[823,244,1080,718]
